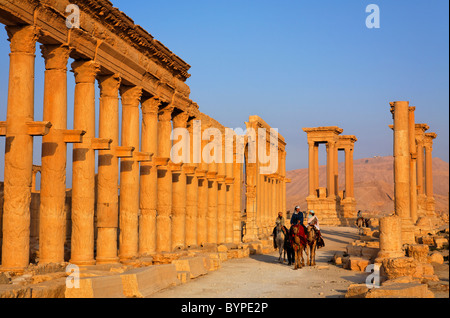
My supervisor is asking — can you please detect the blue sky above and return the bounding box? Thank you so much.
[0,0,448,183]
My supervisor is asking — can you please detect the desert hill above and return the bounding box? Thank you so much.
[286,156,449,217]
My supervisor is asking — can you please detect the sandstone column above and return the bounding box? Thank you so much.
[39,44,73,265]
[233,148,243,244]
[225,154,235,243]
[118,86,143,263]
[156,105,174,252]
[408,107,418,224]
[307,141,316,198]
[326,141,336,198]
[390,101,414,245]
[139,96,161,256]
[70,59,101,266]
[185,118,199,248]
[1,25,42,271]
[95,74,123,264]
[197,123,209,246]
[415,124,429,216]
[376,215,404,261]
[424,133,437,215]
[171,111,189,250]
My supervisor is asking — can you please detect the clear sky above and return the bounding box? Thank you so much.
[0,0,448,182]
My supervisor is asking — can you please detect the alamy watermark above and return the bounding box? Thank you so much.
[366,4,380,29]
[66,4,80,29]
[171,121,280,175]
[66,264,80,289]
[365,263,381,288]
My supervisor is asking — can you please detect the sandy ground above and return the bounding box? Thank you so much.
[150,226,369,298]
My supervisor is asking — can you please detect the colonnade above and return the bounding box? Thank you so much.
[389,102,437,245]
[0,1,287,272]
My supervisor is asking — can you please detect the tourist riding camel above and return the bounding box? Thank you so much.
[290,206,304,226]
[273,212,288,248]
[307,210,325,248]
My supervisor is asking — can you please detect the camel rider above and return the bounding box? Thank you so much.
[357,210,363,219]
[290,206,304,226]
[307,210,325,248]
[273,212,287,248]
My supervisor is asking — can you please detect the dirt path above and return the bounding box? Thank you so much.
[150,226,368,298]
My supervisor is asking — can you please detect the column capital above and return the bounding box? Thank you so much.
[71,59,100,84]
[120,85,143,106]
[141,96,162,115]
[97,74,121,98]
[40,44,71,70]
[173,111,190,129]
[158,105,174,122]
[6,25,39,54]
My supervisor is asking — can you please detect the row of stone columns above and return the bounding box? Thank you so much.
[389,101,437,245]
[0,24,250,272]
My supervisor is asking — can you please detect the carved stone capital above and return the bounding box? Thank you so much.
[158,105,174,122]
[40,44,71,71]
[6,25,39,54]
[172,111,190,129]
[141,96,162,115]
[98,74,121,98]
[71,60,100,84]
[120,85,142,107]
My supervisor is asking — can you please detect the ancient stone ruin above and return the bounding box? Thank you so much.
[0,0,289,297]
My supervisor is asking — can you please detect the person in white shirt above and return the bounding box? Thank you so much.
[306,210,325,248]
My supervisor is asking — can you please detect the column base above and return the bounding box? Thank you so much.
[401,218,416,245]
[0,266,26,274]
[69,259,96,266]
[95,257,120,265]
[306,196,340,226]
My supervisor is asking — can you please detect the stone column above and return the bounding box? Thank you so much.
[171,111,189,250]
[225,149,235,243]
[424,133,437,215]
[1,25,43,271]
[415,124,429,216]
[408,107,418,224]
[313,143,319,192]
[156,106,174,252]
[70,59,102,266]
[390,101,414,245]
[185,118,199,248]
[376,215,404,261]
[95,74,123,264]
[233,149,243,244]
[197,123,209,246]
[307,141,316,198]
[326,141,336,198]
[207,172,218,244]
[118,86,142,263]
[38,44,73,265]
[217,138,227,243]
[139,96,161,256]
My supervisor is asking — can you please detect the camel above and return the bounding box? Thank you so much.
[274,223,286,263]
[305,225,318,266]
[291,224,306,270]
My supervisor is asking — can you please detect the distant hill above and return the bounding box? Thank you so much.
[286,156,449,216]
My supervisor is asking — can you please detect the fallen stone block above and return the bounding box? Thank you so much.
[365,282,434,298]
[343,256,371,271]
[120,264,179,298]
[406,244,429,263]
[0,285,32,298]
[172,257,208,279]
[361,247,379,260]
[428,251,444,264]
[345,284,369,298]
[65,274,125,298]
[30,277,66,298]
